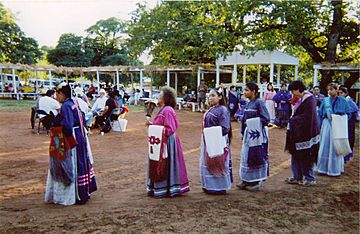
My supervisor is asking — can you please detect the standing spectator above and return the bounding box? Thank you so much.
[198,80,208,112]
[45,83,97,205]
[317,83,351,176]
[145,86,190,197]
[285,80,320,186]
[312,86,325,107]
[219,83,228,105]
[200,88,233,194]
[338,86,359,163]
[237,82,270,191]
[273,83,292,128]
[263,82,276,124]
[228,85,239,121]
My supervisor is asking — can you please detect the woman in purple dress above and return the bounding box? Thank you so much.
[200,88,233,194]
[145,86,190,197]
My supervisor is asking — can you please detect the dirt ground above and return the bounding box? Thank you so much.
[0,108,358,233]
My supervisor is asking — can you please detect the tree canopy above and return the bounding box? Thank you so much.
[47,17,141,67]
[127,0,359,88]
[0,3,42,64]
[85,17,141,66]
[47,33,93,67]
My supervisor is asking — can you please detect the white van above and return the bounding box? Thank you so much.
[0,74,20,85]
[0,74,21,92]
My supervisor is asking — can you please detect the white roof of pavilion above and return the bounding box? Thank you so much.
[216,50,300,66]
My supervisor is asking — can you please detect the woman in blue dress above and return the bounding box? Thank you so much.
[317,83,351,176]
[237,82,270,191]
[200,88,233,194]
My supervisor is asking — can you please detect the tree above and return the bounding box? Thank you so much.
[127,1,359,89]
[47,33,93,67]
[85,17,139,66]
[0,3,42,64]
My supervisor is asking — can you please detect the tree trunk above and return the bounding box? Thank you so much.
[319,70,334,92]
[324,0,343,63]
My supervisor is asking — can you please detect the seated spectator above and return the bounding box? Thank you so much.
[38,89,61,118]
[94,91,119,132]
[86,84,96,100]
[91,89,108,115]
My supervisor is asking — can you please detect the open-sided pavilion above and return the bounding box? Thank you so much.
[0,63,232,100]
[215,50,300,89]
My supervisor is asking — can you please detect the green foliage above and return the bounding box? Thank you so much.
[127,0,359,86]
[47,33,93,67]
[85,17,139,66]
[0,3,42,64]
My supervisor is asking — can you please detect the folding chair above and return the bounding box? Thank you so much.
[36,109,51,134]
[109,108,127,132]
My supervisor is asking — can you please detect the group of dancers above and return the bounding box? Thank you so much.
[43,80,357,205]
[145,80,358,197]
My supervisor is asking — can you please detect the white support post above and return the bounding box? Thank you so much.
[341,72,344,85]
[175,72,178,95]
[96,70,100,91]
[80,72,84,88]
[257,65,261,84]
[243,65,246,84]
[166,69,170,87]
[140,69,143,93]
[216,65,220,87]
[48,70,52,87]
[65,70,68,83]
[0,68,3,92]
[295,65,298,80]
[116,69,120,90]
[270,64,274,83]
[197,67,201,88]
[277,64,281,85]
[232,64,237,85]
[12,68,18,100]
[314,68,318,86]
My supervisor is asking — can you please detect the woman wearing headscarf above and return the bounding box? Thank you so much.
[45,83,97,205]
[238,82,270,191]
[200,88,233,194]
[145,86,190,197]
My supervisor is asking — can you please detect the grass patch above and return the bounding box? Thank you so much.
[0,99,145,113]
[0,99,36,112]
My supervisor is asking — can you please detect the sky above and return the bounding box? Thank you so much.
[2,0,159,63]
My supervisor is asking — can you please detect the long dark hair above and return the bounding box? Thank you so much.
[211,88,233,144]
[267,82,274,91]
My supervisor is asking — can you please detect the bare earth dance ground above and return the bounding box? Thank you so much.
[0,108,358,233]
